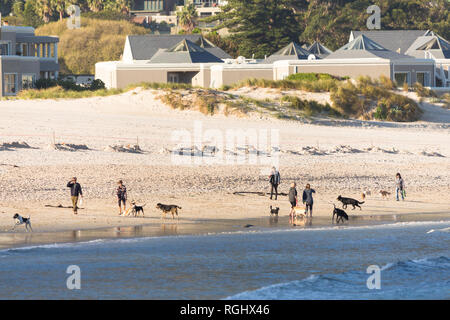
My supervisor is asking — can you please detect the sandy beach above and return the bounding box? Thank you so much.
[0,88,449,246]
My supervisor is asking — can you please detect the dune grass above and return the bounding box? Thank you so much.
[16,86,124,100]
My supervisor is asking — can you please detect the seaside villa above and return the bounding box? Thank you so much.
[95,31,450,89]
[0,25,59,97]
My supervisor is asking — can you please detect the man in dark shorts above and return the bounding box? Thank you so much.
[67,177,83,215]
[116,180,127,215]
[288,182,298,217]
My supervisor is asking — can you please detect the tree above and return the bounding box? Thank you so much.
[205,0,302,58]
[35,0,54,23]
[87,0,104,12]
[177,3,197,33]
[54,0,68,20]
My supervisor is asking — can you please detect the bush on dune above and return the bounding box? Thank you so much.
[35,18,147,75]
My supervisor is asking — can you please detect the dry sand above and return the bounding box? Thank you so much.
[0,88,449,240]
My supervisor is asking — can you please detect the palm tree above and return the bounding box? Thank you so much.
[87,0,104,12]
[35,0,54,23]
[54,0,67,20]
[177,3,197,33]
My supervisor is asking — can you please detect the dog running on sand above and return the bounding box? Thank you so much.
[12,214,32,232]
[337,195,364,210]
[379,190,391,199]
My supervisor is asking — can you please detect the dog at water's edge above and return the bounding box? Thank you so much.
[332,205,349,224]
[156,203,182,219]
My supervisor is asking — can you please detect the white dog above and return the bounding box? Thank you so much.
[12,214,32,232]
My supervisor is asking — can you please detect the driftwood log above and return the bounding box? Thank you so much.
[45,204,84,210]
[233,191,288,197]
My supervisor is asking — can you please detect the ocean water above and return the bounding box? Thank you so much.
[0,221,449,299]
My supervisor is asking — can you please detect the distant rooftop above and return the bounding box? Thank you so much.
[327,35,414,60]
[406,34,450,59]
[350,30,431,54]
[148,39,224,63]
[265,42,314,63]
[127,35,231,61]
[307,41,333,58]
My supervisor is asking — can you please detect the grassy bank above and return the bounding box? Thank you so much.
[35,18,147,75]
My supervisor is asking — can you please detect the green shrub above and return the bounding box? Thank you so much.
[281,96,340,117]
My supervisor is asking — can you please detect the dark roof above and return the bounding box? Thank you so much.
[265,42,314,63]
[326,35,414,60]
[406,34,450,59]
[148,39,224,63]
[127,34,231,60]
[307,41,332,58]
[350,30,430,54]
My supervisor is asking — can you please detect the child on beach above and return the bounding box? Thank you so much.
[116,180,127,215]
[288,182,298,217]
[395,173,405,201]
[302,184,316,217]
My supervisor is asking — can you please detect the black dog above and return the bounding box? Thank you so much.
[332,205,349,224]
[337,195,364,210]
[270,205,279,216]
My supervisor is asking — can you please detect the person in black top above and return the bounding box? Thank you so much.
[116,180,127,215]
[269,167,281,200]
[67,177,83,215]
[288,182,298,217]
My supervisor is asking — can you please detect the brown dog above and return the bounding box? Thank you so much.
[379,190,391,199]
[156,203,182,219]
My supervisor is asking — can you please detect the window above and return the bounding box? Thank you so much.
[0,42,10,55]
[4,74,18,95]
[22,74,35,90]
[416,72,429,87]
[394,72,409,86]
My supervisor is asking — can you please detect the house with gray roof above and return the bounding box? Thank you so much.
[273,34,436,87]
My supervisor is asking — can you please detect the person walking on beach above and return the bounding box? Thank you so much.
[269,167,281,200]
[288,182,298,217]
[396,173,405,201]
[116,180,127,215]
[302,183,316,217]
[67,177,83,215]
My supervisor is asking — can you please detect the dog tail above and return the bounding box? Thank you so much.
[177,206,182,209]
[358,201,365,204]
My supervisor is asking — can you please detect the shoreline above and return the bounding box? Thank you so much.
[1,211,449,251]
